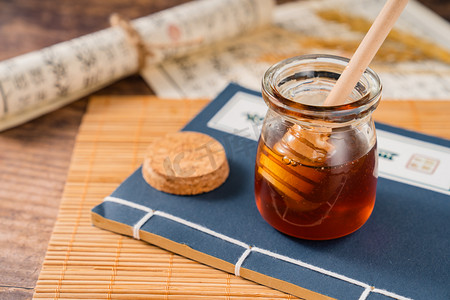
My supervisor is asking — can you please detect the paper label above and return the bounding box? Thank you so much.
[207,92,450,195]
[207,92,267,141]
[376,131,450,195]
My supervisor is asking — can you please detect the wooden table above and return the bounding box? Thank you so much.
[0,1,449,299]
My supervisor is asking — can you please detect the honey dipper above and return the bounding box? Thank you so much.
[277,0,409,159]
[258,0,409,208]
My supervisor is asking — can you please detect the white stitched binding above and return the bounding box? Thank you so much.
[133,211,154,240]
[103,196,413,300]
[373,287,412,300]
[105,196,152,212]
[234,247,252,277]
[358,287,372,300]
[153,210,249,249]
[251,246,371,289]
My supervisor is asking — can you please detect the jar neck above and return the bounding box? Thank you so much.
[262,54,382,124]
[266,108,374,132]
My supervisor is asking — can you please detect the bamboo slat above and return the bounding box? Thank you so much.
[33,96,299,300]
[33,95,449,300]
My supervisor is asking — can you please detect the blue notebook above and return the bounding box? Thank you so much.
[92,84,450,300]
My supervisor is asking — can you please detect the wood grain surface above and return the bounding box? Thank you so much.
[35,96,304,300]
[0,1,449,299]
[0,2,185,299]
[33,95,448,300]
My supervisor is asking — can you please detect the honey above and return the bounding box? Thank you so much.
[258,54,381,240]
[255,137,377,240]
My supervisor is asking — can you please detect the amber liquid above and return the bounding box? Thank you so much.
[255,137,377,240]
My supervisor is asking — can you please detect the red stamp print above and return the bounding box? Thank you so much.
[406,154,440,175]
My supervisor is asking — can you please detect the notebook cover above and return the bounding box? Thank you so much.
[91,83,450,300]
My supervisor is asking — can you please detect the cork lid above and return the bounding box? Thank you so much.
[142,131,229,195]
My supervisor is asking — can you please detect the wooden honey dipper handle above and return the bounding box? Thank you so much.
[323,0,409,106]
[273,0,409,163]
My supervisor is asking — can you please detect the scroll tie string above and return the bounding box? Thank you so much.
[110,13,203,71]
[110,13,156,71]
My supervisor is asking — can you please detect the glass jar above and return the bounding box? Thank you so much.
[255,54,381,240]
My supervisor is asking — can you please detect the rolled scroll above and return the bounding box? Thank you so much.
[0,0,274,131]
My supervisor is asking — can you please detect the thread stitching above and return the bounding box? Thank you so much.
[133,211,154,240]
[103,196,412,300]
[358,287,373,300]
[234,246,252,277]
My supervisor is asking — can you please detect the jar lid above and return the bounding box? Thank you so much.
[142,131,229,195]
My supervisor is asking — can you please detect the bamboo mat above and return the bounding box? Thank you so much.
[33,96,449,300]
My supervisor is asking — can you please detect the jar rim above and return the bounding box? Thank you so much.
[262,54,382,121]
